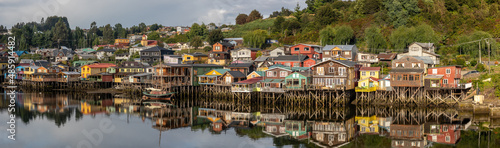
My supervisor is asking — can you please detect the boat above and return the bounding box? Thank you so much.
[142,88,175,101]
[142,100,176,109]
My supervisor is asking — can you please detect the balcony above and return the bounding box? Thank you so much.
[355,86,377,92]
[260,87,285,93]
[231,87,257,92]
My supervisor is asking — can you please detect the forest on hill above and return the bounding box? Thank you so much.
[231,0,500,65]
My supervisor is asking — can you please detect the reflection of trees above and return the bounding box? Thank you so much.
[234,126,268,140]
[44,108,73,127]
[342,134,391,148]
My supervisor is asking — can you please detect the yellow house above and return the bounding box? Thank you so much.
[182,53,208,63]
[207,58,228,66]
[356,67,380,92]
[25,66,40,80]
[198,69,229,85]
[114,38,130,44]
[246,71,263,80]
[81,63,116,79]
[355,115,379,134]
[37,67,48,73]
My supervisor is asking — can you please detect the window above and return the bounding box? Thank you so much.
[280,71,287,77]
[338,67,346,76]
[329,67,335,73]
[443,125,448,132]
[397,130,401,136]
[446,69,451,74]
[339,133,345,141]
[403,75,408,81]
[443,79,448,84]
[361,55,367,59]
[415,75,420,81]
[304,47,310,51]
[409,131,414,136]
[362,72,366,76]
[412,63,421,68]
[294,47,299,51]
[396,63,404,68]
[187,57,191,60]
[432,69,437,74]
[409,75,414,81]
[361,127,366,132]
[215,46,220,50]
[325,51,329,55]
[445,136,451,142]
[361,119,365,124]
[370,71,375,76]
[344,51,350,55]
[265,83,271,87]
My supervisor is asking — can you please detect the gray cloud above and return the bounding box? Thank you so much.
[0,0,306,29]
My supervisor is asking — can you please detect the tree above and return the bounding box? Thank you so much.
[319,26,336,46]
[247,9,263,22]
[19,54,42,60]
[282,19,301,36]
[293,3,303,20]
[52,19,70,48]
[355,0,383,15]
[256,51,263,58]
[389,23,438,52]
[138,22,147,32]
[315,4,338,26]
[150,23,160,31]
[383,0,420,28]
[207,29,224,45]
[273,16,286,33]
[191,36,203,49]
[364,26,387,53]
[243,29,268,49]
[319,25,354,46]
[114,23,127,38]
[236,14,248,25]
[188,23,203,39]
[148,32,160,40]
[103,24,114,44]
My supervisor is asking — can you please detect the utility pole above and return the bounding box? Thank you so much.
[479,38,482,65]
[486,39,491,73]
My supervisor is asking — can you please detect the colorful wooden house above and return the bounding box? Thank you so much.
[290,44,322,60]
[309,118,356,147]
[25,66,40,80]
[322,45,358,61]
[284,72,312,90]
[230,48,261,61]
[273,55,309,67]
[424,123,461,145]
[425,65,462,89]
[390,124,426,147]
[378,52,397,66]
[261,67,293,92]
[182,52,208,64]
[32,73,57,82]
[355,115,379,134]
[57,72,80,82]
[261,114,288,137]
[81,63,116,79]
[246,71,264,79]
[231,77,263,92]
[390,56,425,87]
[311,60,359,90]
[356,67,381,92]
[208,42,234,66]
[227,62,255,75]
[378,74,391,91]
[218,71,246,86]
[198,69,230,85]
[284,120,310,140]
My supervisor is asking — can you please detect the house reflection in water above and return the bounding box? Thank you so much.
[355,115,379,134]
[261,114,287,137]
[309,117,356,147]
[284,120,309,140]
[424,122,461,145]
[390,124,428,148]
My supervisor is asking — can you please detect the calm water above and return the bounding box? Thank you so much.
[1,91,499,148]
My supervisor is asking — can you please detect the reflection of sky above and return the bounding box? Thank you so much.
[0,111,278,148]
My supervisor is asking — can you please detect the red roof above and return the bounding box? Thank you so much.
[233,77,263,84]
[147,40,158,46]
[86,63,116,68]
[360,67,380,71]
[369,77,380,81]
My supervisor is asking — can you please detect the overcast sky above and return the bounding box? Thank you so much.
[0,0,306,29]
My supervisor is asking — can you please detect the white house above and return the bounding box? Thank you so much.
[356,52,379,67]
[164,55,182,64]
[231,48,260,61]
[269,47,286,57]
[397,42,440,66]
[96,48,115,60]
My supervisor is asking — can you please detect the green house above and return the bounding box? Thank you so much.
[285,72,312,90]
[284,120,309,140]
[191,64,224,86]
[106,67,117,74]
[73,60,96,67]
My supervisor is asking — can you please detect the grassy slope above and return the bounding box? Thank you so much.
[223,18,276,38]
